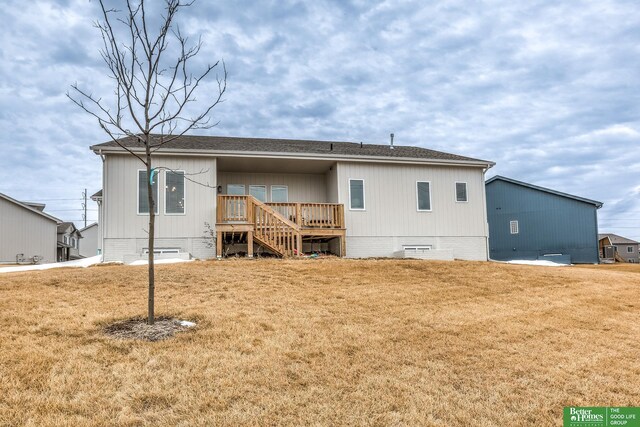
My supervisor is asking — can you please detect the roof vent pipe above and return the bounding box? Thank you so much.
[360,142,363,148]
[330,143,333,151]
[390,133,394,149]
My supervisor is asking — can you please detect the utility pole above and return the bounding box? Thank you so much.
[82,188,87,228]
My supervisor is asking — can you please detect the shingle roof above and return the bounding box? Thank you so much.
[486,175,603,208]
[91,134,493,165]
[598,233,639,245]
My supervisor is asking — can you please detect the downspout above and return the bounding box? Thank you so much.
[482,166,491,261]
[594,203,602,264]
[99,149,105,261]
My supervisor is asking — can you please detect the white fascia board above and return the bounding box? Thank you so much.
[91,146,495,168]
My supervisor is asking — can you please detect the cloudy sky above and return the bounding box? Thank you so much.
[1,0,639,239]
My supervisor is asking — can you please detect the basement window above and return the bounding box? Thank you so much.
[143,248,180,254]
[510,220,519,234]
[403,245,432,252]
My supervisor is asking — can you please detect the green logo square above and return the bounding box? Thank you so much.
[564,407,640,427]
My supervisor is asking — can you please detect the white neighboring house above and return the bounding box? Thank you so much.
[91,135,494,263]
[79,223,99,258]
[0,193,59,264]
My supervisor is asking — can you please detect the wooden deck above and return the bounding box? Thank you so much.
[216,195,346,257]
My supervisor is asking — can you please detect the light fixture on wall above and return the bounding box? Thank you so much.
[217,185,222,194]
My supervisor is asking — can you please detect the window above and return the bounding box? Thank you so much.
[403,245,432,252]
[455,182,468,202]
[227,184,245,195]
[143,248,180,254]
[510,220,519,234]
[249,185,267,202]
[165,171,185,214]
[271,185,288,203]
[71,237,76,248]
[628,246,634,253]
[416,181,431,211]
[349,179,365,210]
[138,170,159,214]
[64,236,69,244]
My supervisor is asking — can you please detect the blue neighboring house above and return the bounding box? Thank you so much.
[486,176,602,264]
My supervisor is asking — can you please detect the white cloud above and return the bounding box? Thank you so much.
[0,0,639,238]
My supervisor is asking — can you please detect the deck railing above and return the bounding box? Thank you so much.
[217,196,344,229]
[267,202,345,229]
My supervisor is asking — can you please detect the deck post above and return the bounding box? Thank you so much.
[216,231,223,259]
[295,203,302,226]
[297,232,302,256]
[247,230,254,258]
[340,235,346,257]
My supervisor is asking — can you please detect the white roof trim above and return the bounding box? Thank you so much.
[91,146,495,168]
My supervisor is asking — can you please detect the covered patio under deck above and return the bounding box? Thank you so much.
[214,155,344,257]
[216,195,345,258]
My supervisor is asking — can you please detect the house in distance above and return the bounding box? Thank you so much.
[598,233,639,263]
[90,134,494,263]
[485,176,602,264]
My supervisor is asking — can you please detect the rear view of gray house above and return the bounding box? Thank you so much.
[91,135,494,262]
[0,193,58,264]
[599,234,639,263]
[486,176,602,264]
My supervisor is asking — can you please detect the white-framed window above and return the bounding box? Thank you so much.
[138,170,159,214]
[71,237,76,248]
[510,220,519,234]
[271,185,288,203]
[165,170,186,215]
[455,182,468,202]
[227,184,245,195]
[249,185,267,202]
[64,235,69,244]
[349,179,365,210]
[627,246,634,253]
[416,181,431,211]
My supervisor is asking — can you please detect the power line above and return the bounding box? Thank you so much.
[47,209,98,212]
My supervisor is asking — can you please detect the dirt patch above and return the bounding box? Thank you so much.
[103,317,195,341]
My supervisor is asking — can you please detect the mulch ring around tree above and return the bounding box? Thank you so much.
[103,317,196,342]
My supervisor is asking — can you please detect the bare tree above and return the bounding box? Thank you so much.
[69,0,226,325]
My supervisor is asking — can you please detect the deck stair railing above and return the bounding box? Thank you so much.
[217,195,345,257]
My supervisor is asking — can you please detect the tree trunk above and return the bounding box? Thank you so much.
[146,147,155,325]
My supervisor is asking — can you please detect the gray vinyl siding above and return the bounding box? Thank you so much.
[486,179,600,263]
[326,165,339,203]
[79,224,99,258]
[335,161,488,260]
[0,197,57,263]
[217,172,327,202]
[614,244,639,263]
[103,154,216,261]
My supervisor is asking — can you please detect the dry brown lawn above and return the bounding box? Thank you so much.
[0,259,639,426]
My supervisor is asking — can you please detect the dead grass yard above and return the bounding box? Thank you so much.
[0,259,639,426]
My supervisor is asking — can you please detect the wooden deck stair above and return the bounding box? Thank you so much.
[216,195,345,257]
